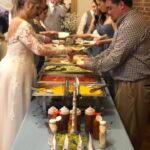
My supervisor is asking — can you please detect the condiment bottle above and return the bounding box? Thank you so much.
[93,113,101,140]
[48,106,58,120]
[99,120,107,149]
[59,106,70,132]
[85,107,95,134]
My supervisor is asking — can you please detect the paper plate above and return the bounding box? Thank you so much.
[58,32,69,39]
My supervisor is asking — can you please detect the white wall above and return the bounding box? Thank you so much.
[64,0,71,5]
[0,0,13,10]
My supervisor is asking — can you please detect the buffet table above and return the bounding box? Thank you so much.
[12,39,134,150]
[12,88,134,150]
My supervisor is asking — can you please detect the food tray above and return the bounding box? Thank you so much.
[75,40,96,46]
[63,82,106,97]
[76,83,106,97]
[38,74,67,83]
[38,74,99,84]
[33,77,105,97]
[42,64,93,74]
[45,55,67,59]
[32,82,66,96]
[45,54,89,66]
[44,57,72,65]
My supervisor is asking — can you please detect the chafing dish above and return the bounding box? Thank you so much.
[69,82,106,97]
[41,64,92,75]
[45,57,72,65]
[38,73,100,84]
[32,82,66,97]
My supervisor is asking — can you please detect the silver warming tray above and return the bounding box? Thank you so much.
[37,73,100,84]
[41,64,93,75]
[32,82,66,97]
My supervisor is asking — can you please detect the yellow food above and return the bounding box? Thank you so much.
[51,86,65,95]
[34,85,103,96]
[80,85,103,96]
[35,86,65,95]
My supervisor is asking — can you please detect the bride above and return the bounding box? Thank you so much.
[0,0,72,149]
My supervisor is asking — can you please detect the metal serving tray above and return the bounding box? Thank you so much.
[44,55,88,66]
[73,82,106,97]
[38,74,66,84]
[32,79,105,97]
[37,73,100,84]
[32,82,66,97]
[41,64,93,75]
[45,57,72,65]
[45,55,67,59]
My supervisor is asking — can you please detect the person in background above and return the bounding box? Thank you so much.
[30,4,50,73]
[88,0,116,56]
[31,3,59,73]
[31,5,49,33]
[30,3,58,36]
[77,0,98,34]
[73,0,116,99]
[44,0,67,31]
[73,0,116,52]
[89,0,116,99]
[0,0,72,149]
[77,0,150,149]
[87,0,107,35]
[58,0,68,13]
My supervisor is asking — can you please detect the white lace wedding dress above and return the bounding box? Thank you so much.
[0,20,46,150]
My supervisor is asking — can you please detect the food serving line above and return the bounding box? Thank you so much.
[12,38,134,150]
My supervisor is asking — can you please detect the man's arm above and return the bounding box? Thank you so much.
[91,22,143,73]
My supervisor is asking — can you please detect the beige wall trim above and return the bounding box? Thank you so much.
[71,0,77,13]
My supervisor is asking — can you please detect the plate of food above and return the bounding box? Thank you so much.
[44,44,65,50]
[52,40,65,44]
[76,40,96,46]
[72,55,86,64]
[71,46,85,51]
[58,32,70,39]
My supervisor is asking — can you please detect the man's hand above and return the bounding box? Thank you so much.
[65,47,76,62]
[76,57,93,70]
[94,40,104,46]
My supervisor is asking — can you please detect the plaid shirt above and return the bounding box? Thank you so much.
[91,9,150,81]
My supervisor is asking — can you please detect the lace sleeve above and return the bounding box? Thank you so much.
[18,22,65,56]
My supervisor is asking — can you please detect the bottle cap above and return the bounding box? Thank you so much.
[100,120,106,125]
[96,115,102,122]
[56,116,62,121]
[49,118,56,124]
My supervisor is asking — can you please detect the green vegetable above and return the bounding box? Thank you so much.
[56,133,87,150]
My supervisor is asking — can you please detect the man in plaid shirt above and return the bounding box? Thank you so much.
[78,0,150,149]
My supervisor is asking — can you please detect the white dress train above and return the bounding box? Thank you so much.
[0,20,46,150]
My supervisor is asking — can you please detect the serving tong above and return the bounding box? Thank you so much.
[31,87,53,94]
[89,84,107,93]
[45,65,67,71]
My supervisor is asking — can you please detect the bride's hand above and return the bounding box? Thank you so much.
[40,31,58,37]
[65,47,76,62]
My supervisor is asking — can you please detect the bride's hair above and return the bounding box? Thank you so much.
[17,0,40,9]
